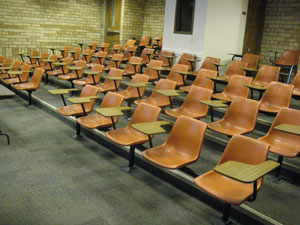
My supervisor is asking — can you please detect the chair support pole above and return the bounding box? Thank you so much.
[275,155,284,177]
[27,90,33,106]
[222,203,231,223]
[128,146,135,168]
[76,122,81,136]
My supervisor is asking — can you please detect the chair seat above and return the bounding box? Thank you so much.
[134,98,170,108]
[72,79,87,86]
[194,170,255,205]
[3,78,20,84]
[47,69,63,76]
[118,90,138,100]
[57,104,84,116]
[0,74,16,79]
[58,74,77,80]
[165,107,206,119]
[258,136,300,157]
[212,93,234,102]
[106,127,148,146]
[96,84,115,93]
[77,113,113,129]
[142,145,196,169]
[293,89,300,96]
[14,83,37,91]
[259,103,282,113]
[208,122,250,136]
[180,86,192,92]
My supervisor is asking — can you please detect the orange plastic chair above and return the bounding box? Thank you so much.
[32,52,49,68]
[103,54,123,72]
[123,39,136,50]
[3,64,31,85]
[14,68,45,106]
[58,46,71,59]
[73,64,104,86]
[0,56,5,64]
[157,50,174,68]
[96,68,124,93]
[200,57,221,71]
[106,44,122,59]
[134,79,177,108]
[99,43,110,52]
[89,41,98,52]
[58,60,86,88]
[270,49,299,83]
[241,53,260,69]
[146,37,162,54]
[258,107,300,178]
[291,71,300,97]
[88,51,107,67]
[143,115,207,169]
[165,86,213,119]
[123,57,142,77]
[69,47,82,61]
[143,60,163,81]
[180,69,218,92]
[252,65,280,87]
[106,102,161,172]
[136,35,151,48]
[194,135,270,224]
[140,48,155,65]
[47,57,73,77]
[77,92,125,132]
[0,61,22,79]
[220,60,248,81]
[208,97,260,136]
[26,50,40,65]
[212,75,252,102]
[122,46,137,62]
[1,58,12,70]
[41,54,58,72]
[166,64,189,87]
[177,53,195,71]
[75,49,93,63]
[259,81,294,113]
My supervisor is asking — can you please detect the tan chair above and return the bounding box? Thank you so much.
[0,58,12,70]
[156,50,174,68]
[122,46,137,62]
[77,92,125,132]
[32,52,49,68]
[291,71,300,97]
[143,115,207,169]
[73,64,104,86]
[26,50,40,65]
[41,54,58,71]
[47,57,73,80]
[3,64,31,84]
[134,79,177,108]
[194,135,270,223]
[140,48,155,66]
[0,56,5,64]
[14,68,44,106]
[96,68,124,93]
[106,44,122,58]
[146,37,162,53]
[143,60,163,81]
[103,54,123,72]
[270,49,299,83]
[220,60,248,81]
[0,61,22,79]
[58,46,71,59]
[241,53,260,69]
[258,107,300,178]
[75,49,93,63]
[178,53,195,71]
[259,81,294,113]
[99,43,110,52]
[58,60,86,88]
[165,86,213,119]
[200,57,221,71]
[69,47,82,61]
[89,41,98,52]
[106,102,161,172]
[136,35,151,48]
[180,69,218,92]
[88,51,107,67]
[166,64,189,87]
[212,75,252,102]
[208,97,260,136]
[123,57,142,77]
[123,39,136,50]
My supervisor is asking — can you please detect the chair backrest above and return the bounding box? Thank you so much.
[124,74,149,98]
[82,49,94,63]
[30,68,44,89]
[73,60,86,78]
[90,41,98,52]
[277,50,300,65]
[291,71,300,94]
[11,61,22,71]
[39,53,50,66]
[150,79,177,99]
[88,64,104,84]
[46,54,58,70]
[101,91,124,108]
[100,43,110,52]
[126,57,142,74]
[0,56,4,63]
[223,75,252,98]
[140,48,155,64]
[264,107,300,145]
[62,46,71,58]
[73,47,82,60]
[2,58,12,67]
[128,102,161,127]
[139,35,151,46]
[224,60,248,78]
[220,97,260,132]
[182,86,213,116]
[260,81,294,109]
[157,50,174,67]
[242,53,260,69]
[178,53,195,71]
[109,44,122,55]
[252,65,280,87]
[192,69,218,90]
[94,51,107,65]
[124,39,136,50]
[20,64,32,82]
[62,57,73,73]
[167,64,189,86]
[200,57,221,71]
[108,54,123,68]
[144,60,163,80]
[79,84,99,113]
[218,135,269,187]
[103,68,124,89]
[164,115,207,162]
[123,46,137,61]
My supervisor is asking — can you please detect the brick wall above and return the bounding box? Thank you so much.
[0,0,106,60]
[259,0,300,71]
[143,0,166,41]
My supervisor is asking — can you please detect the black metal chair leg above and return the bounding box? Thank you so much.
[27,90,33,106]
[121,146,137,173]
[222,203,231,223]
